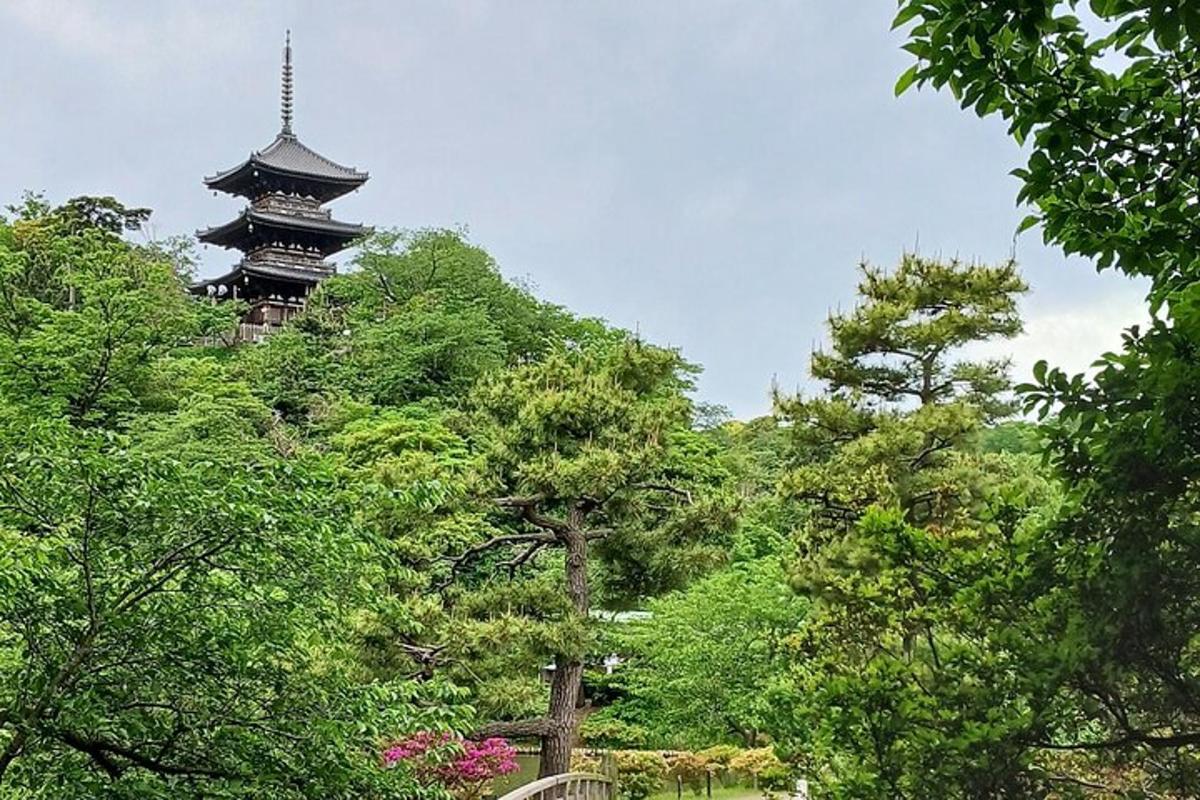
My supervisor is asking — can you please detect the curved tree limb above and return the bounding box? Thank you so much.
[468,718,554,740]
[495,495,571,535]
[434,532,556,591]
[57,730,236,779]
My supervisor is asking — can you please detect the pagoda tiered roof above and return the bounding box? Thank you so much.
[197,207,368,255]
[192,31,369,334]
[204,132,368,202]
[193,260,333,292]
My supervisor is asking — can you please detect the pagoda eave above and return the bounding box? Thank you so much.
[191,260,333,293]
[197,210,369,254]
[204,132,368,201]
[204,161,367,202]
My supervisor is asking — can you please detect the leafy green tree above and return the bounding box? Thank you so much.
[896,1,1200,793]
[0,200,468,797]
[0,197,230,424]
[0,417,467,798]
[238,229,733,779]
[701,416,799,561]
[241,229,613,420]
[606,559,806,750]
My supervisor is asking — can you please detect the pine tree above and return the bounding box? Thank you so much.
[769,255,1051,797]
[776,255,1027,530]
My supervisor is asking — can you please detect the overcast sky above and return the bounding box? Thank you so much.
[0,1,1147,419]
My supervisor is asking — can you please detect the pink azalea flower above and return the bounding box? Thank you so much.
[382,731,520,798]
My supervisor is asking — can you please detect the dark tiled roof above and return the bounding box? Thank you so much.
[197,208,369,247]
[205,133,368,188]
[192,260,332,290]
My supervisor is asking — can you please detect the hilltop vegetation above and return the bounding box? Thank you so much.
[3,2,1200,797]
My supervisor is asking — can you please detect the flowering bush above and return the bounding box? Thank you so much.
[383,732,519,800]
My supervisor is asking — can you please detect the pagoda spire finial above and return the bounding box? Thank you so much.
[280,30,294,135]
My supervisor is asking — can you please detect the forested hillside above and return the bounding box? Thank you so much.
[4,2,1200,798]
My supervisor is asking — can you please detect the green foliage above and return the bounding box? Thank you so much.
[345,229,601,362]
[461,339,737,601]
[613,750,668,800]
[894,1,1200,794]
[766,252,1063,797]
[896,0,1200,301]
[806,254,1026,417]
[578,715,652,750]
[0,198,232,424]
[665,751,711,794]
[238,226,741,775]
[978,419,1042,455]
[240,228,610,420]
[776,255,1028,537]
[429,342,737,732]
[703,417,798,561]
[608,560,805,750]
[0,199,468,797]
[727,748,789,790]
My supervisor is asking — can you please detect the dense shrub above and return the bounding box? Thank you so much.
[580,715,652,750]
[666,752,711,795]
[729,748,790,791]
[614,750,669,800]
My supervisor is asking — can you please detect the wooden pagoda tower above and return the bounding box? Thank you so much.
[193,32,369,339]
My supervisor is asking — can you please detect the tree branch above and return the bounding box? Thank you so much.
[58,730,234,779]
[504,541,548,578]
[469,718,554,740]
[495,495,571,534]
[1035,729,1200,751]
[435,532,557,591]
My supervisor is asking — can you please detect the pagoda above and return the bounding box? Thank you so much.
[193,32,369,338]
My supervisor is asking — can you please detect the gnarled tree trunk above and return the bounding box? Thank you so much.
[539,528,589,777]
[467,524,591,778]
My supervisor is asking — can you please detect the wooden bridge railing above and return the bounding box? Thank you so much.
[496,772,613,800]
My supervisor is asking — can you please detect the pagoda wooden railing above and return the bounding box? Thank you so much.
[496,772,613,800]
[232,321,270,343]
[196,321,275,347]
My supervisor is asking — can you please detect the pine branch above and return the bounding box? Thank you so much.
[469,718,554,740]
[495,495,571,534]
[435,532,556,591]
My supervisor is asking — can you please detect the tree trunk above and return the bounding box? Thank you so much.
[540,657,582,777]
[538,528,589,778]
[920,354,934,406]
